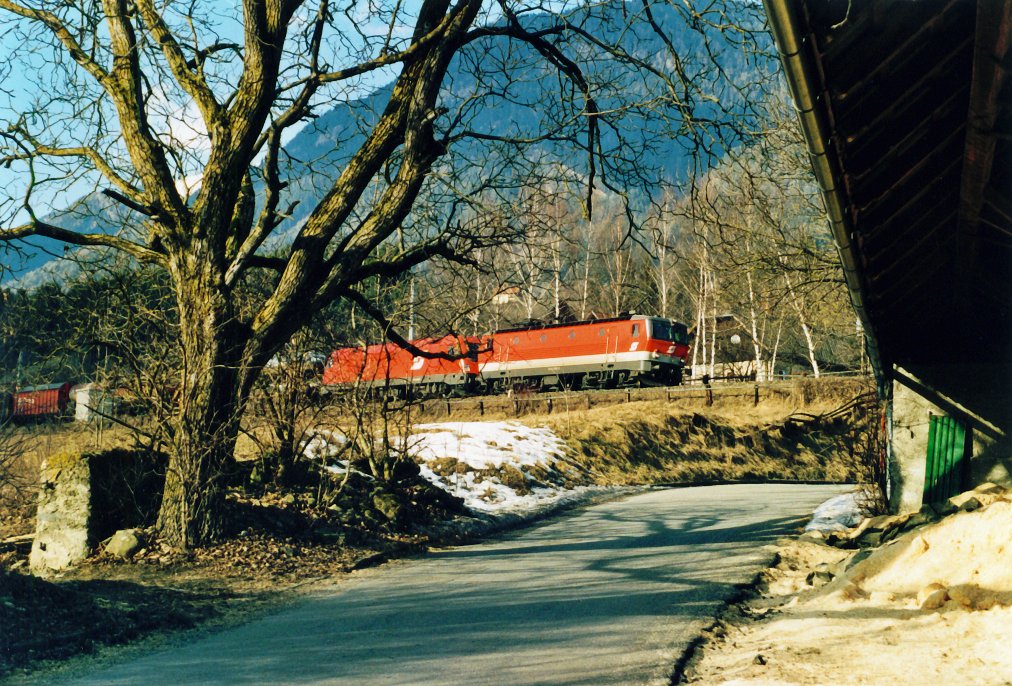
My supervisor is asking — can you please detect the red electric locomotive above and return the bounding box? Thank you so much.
[322,334,481,396]
[478,314,689,390]
[323,314,689,395]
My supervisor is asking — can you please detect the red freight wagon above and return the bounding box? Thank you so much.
[323,335,480,395]
[478,315,689,390]
[13,382,73,420]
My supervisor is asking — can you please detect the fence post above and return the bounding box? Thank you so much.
[547,398,553,414]
[446,399,452,416]
[706,382,713,407]
[625,390,631,403]
[513,399,520,416]
[479,399,484,416]
[754,384,760,406]
[586,395,592,410]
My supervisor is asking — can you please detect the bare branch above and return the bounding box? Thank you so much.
[1,220,165,264]
[343,288,481,360]
[135,0,223,126]
[0,0,109,83]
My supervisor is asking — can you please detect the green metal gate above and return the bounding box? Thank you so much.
[923,414,970,502]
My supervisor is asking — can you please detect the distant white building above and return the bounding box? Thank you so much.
[72,384,118,422]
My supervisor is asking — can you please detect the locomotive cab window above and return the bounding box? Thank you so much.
[650,319,688,344]
[631,324,640,337]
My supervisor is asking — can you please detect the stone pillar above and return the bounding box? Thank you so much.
[29,453,93,574]
[29,449,166,575]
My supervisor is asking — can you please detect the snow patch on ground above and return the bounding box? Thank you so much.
[302,431,351,475]
[804,491,867,532]
[408,421,567,468]
[303,420,599,516]
[408,420,586,515]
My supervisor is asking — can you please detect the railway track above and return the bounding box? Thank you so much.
[399,375,869,419]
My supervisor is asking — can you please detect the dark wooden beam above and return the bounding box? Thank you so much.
[834,0,964,108]
[955,0,1012,283]
[842,36,972,147]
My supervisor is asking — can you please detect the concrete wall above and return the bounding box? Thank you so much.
[888,379,940,513]
[889,366,1009,513]
[968,433,1011,488]
[73,384,120,422]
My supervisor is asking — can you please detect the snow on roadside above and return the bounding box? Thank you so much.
[804,490,868,532]
[302,420,603,517]
[407,420,588,515]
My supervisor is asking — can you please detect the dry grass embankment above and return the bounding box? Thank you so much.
[540,379,875,486]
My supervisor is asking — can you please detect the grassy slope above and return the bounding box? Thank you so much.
[541,383,874,486]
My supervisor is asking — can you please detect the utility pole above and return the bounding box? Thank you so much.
[397,226,416,341]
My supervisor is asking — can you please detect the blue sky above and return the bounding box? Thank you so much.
[0,0,427,226]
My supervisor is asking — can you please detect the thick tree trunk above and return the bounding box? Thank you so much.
[158,420,236,549]
[157,252,253,549]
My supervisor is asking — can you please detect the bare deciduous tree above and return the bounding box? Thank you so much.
[0,0,768,547]
[683,95,855,378]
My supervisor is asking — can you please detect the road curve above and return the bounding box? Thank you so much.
[53,484,846,686]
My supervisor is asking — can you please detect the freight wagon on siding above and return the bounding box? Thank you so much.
[12,382,73,421]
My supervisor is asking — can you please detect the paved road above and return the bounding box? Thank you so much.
[54,484,845,686]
